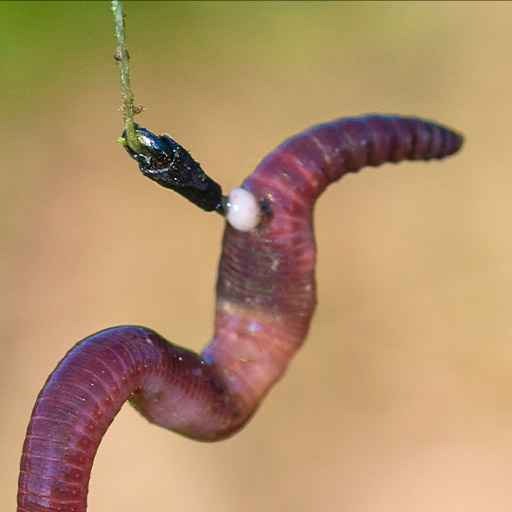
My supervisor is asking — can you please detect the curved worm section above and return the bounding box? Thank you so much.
[17,115,463,511]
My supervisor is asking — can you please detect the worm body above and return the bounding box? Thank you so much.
[17,115,463,512]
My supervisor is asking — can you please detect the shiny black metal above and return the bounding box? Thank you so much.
[123,125,224,213]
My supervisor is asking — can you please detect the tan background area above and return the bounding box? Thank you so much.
[2,1,512,510]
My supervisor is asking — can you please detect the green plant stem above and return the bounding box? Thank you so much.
[111,0,142,152]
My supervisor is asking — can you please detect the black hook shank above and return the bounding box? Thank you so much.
[122,125,225,213]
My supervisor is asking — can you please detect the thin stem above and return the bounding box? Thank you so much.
[111,0,143,153]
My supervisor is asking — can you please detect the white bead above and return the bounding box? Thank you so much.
[226,187,261,232]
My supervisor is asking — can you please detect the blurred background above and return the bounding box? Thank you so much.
[2,1,511,510]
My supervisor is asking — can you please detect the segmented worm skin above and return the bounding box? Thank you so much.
[17,115,463,512]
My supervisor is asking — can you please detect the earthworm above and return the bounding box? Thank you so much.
[17,114,463,512]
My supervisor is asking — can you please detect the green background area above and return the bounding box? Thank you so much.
[2,1,445,119]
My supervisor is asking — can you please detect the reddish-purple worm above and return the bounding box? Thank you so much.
[17,115,463,512]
